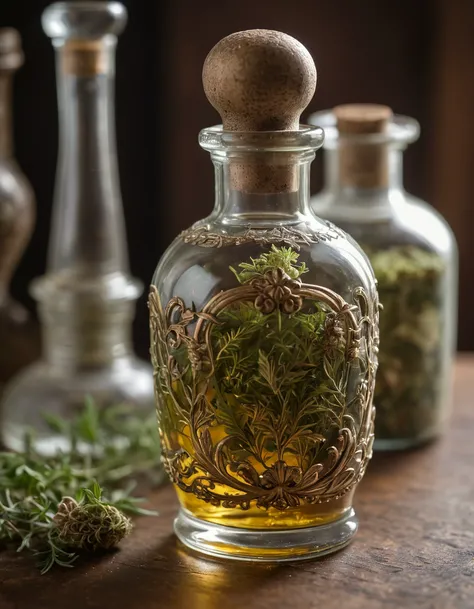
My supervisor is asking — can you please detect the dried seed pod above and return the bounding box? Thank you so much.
[54,496,133,551]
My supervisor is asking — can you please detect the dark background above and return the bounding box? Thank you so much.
[1,0,473,357]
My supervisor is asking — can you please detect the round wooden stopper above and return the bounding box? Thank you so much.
[203,29,316,132]
[202,30,317,193]
[334,104,393,189]
[0,29,23,71]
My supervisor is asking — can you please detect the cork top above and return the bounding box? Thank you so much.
[333,104,393,189]
[0,29,23,71]
[203,29,316,132]
[334,104,393,136]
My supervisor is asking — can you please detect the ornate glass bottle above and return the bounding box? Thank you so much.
[0,29,40,396]
[310,105,457,450]
[0,2,155,454]
[149,31,379,561]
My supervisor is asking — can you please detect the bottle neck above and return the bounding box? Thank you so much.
[212,156,313,225]
[34,36,142,372]
[48,37,129,277]
[323,146,404,197]
[0,73,13,159]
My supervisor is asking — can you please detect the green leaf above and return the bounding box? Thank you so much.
[91,481,102,501]
[42,413,69,435]
[257,351,278,393]
[75,395,100,443]
[230,245,308,284]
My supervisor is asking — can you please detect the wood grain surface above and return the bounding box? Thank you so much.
[1,356,473,609]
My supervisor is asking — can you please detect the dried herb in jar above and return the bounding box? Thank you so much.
[365,245,445,444]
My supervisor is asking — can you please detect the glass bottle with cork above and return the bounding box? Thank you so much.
[1,2,155,454]
[310,104,458,450]
[149,30,380,561]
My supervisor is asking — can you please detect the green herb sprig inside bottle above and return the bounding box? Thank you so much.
[310,104,458,450]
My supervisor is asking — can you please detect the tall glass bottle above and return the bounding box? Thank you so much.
[0,2,155,454]
[0,28,40,396]
[310,105,457,450]
[149,31,379,561]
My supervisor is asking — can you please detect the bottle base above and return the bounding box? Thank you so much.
[174,508,358,562]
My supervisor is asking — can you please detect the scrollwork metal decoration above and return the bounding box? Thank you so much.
[178,222,345,250]
[149,261,378,512]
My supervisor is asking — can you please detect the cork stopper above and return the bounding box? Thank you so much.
[62,40,109,76]
[0,29,24,71]
[202,30,317,193]
[334,104,393,189]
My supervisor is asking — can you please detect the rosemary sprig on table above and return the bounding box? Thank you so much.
[0,399,161,573]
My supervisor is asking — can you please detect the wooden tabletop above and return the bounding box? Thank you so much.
[1,356,473,609]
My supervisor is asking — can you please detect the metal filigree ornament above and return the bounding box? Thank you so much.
[178,222,345,250]
[149,260,378,512]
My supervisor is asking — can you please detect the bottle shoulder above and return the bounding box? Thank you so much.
[151,218,377,311]
[311,189,457,258]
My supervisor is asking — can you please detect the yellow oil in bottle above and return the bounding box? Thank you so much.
[171,425,354,531]
[177,488,353,530]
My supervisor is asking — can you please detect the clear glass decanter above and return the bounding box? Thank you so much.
[310,104,458,450]
[149,31,379,561]
[0,2,155,454]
